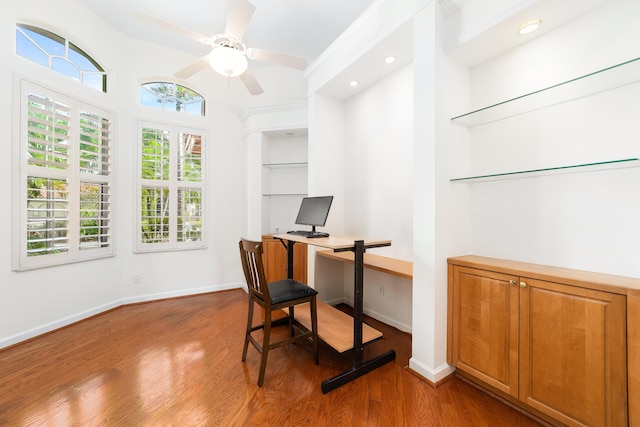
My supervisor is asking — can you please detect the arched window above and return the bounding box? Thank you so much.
[140,82,206,116]
[16,24,107,92]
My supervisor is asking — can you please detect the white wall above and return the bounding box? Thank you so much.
[336,64,415,331]
[1,0,250,347]
[308,65,416,332]
[307,94,346,290]
[466,0,640,277]
[344,65,414,260]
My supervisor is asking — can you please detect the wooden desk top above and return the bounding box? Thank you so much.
[272,233,391,250]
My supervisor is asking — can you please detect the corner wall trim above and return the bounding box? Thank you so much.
[408,358,455,383]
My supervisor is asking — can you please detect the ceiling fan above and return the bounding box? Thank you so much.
[136,0,308,95]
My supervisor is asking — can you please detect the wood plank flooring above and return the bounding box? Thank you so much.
[0,289,542,426]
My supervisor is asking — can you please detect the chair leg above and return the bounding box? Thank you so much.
[258,308,272,387]
[242,295,254,361]
[311,297,319,365]
[288,306,295,337]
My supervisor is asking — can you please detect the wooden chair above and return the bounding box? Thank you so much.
[239,238,319,386]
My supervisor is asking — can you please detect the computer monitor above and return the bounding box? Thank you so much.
[295,196,333,233]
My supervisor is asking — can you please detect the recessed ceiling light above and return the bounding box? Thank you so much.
[349,80,359,87]
[384,56,396,64]
[518,19,542,35]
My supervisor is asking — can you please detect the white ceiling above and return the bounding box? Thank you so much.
[78,0,612,101]
[79,0,376,64]
[442,0,611,67]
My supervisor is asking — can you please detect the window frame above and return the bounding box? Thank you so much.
[16,23,108,93]
[14,78,115,271]
[135,121,207,253]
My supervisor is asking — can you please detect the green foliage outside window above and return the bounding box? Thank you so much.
[141,128,170,180]
[140,82,205,115]
[26,177,68,256]
[177,189,202,242]
[140,187,170,243]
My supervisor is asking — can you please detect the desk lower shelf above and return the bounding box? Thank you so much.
[286,300,383,353]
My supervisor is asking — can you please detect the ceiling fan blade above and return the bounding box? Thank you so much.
[225,0,256,40]
[240,69,264,95]
[174,56,210,79]
[247,48,308,70]
[134,12,210,45]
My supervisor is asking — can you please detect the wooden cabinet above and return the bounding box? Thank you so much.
[262,235,307,283]
[519,278,627,426]
[448,256,632,427]
[449,267,519,398]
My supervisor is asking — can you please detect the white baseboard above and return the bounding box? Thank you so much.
[120,283,243,305]
[320,296,345,306]
[0,282,244,350]
[0,299,122,350]
[408,358,455,383]
[341,297,412,333]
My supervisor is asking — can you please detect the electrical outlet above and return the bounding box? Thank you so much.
[378,284,385,296]
[133,273,140,284]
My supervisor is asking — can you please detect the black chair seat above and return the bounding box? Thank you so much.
[269,279,318,305]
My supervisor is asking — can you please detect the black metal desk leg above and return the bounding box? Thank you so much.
[286,241,295,280]
[353,240,365,367]
[321,350,396,393]
[321,240,396,393]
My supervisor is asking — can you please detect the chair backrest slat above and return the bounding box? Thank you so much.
[239,239,269,302]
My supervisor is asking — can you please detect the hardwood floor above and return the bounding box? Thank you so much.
[0,289,542,426]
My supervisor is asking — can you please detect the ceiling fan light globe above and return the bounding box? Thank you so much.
[208,46,248,77]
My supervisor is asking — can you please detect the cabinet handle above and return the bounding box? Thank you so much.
[509,280,516,286]
[519,281,527,288]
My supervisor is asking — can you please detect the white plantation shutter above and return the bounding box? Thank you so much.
[27,94,70,170]
[79,112,111,176]
[141,127,170,181]
[137,123,205,252]
[16,80,115,270]
[78,111,112,251]
[177,188,202,242]
[178,132,202,182]
[140,186,170,244]
[79,182,111,249]
[26,177,69,256]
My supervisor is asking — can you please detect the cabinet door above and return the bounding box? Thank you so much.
[450,266,519,397]
[262,236,307,284]
[519,278,627,427]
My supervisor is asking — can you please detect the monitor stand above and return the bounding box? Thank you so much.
[307,226,329,239]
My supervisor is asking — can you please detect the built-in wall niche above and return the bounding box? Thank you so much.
[261,128,308,235]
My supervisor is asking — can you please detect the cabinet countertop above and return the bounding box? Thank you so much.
[448,255,640,294]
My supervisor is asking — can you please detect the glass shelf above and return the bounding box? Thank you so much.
[450,158,639,183]
[262,162,308,169]
[451,57,640,127]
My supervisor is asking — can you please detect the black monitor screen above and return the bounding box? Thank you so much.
[295,196,333,227]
